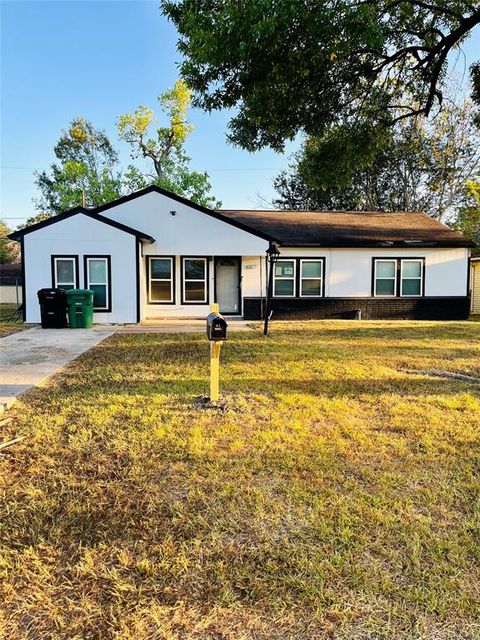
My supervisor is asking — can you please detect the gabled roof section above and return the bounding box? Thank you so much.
[8,206,155,243]
[9,186,277,244]
[219,209,475,248]
[89,185,277,242]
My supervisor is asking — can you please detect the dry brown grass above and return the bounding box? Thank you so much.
[1,320,479,639]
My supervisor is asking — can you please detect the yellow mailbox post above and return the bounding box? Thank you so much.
[206,303,228,402]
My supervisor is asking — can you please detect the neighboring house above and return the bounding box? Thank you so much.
[0,263,22,305]
[8,185,474,324]
[471,257,480,315]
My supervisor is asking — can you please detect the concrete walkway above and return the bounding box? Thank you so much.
[0,326,115,412]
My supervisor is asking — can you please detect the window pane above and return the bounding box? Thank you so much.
[185,281,206,301]
[274,280,294,296]
[301,279,322,296]
[56,259,74,283]
[376,279,395,295]
[57,284,74,292]
[89,259,106,283]
[90,284,107,307]
[302,261,322,278]
[402,279,421,296]
[275,261,294,278]
[151,281,172,302]
[376,261,396,278]
[185,259,205,280]
[151,258,171,279]
[402,261,421,278]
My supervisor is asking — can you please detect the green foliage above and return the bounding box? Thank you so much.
[118,80,221,208]
[275,95,480,221]
[453,179,480,253]
[34,118,123,216]
[0,220,20,263]
[162,0,480,185]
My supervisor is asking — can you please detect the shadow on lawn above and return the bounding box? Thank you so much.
[27,371,480,405]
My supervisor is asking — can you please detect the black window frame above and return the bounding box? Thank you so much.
[272,257,326,299]
[372,257,426,298]
[51,255,79,291]
[84,255,112,312]
[181,256,210,305]
[146,255,176,305]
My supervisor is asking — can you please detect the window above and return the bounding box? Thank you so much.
[401,259,423,296]
[182,257,208,303]
[52,256,78,290]
[373,258,425,297]
[85,256,110,311]
[300,259,324,297]
[148,257,174,303]
[273,259,296,297]
[374,260,397,296]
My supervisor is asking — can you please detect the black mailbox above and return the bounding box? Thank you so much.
[206,312,228,341]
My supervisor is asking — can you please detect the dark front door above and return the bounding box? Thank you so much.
[215,257,241,314]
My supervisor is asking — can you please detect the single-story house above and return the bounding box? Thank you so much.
[471,257,480,315]
[9,185,474,323]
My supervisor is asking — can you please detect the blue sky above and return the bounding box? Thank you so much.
[1,0,479,227]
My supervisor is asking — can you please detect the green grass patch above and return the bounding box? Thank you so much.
[0,303,24,337]
[1,321,479,638]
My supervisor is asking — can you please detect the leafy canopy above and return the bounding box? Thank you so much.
[0,220,20,264]
[35,118,123,215]
[118,80,220,208]
[162,0,480,186]
[275,94,480,221]
[454,179,480,252]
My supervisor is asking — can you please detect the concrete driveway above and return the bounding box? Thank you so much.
[0,326,115,412]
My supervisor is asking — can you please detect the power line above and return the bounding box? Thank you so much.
[1,165,284,172]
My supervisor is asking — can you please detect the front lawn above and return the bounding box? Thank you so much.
[0,303,24,337]
[1,321,479,639]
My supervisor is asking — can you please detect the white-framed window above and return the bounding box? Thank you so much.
[273,259,296,297]
[374,259,397,296]
[300,259,324,297]
[401,259,423,296]
[52,256,77,291]
[85,256,110,311]
[148,257,174,303]
[182,257,208,303]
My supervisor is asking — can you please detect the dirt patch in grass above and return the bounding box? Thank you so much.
[1,321,479,639]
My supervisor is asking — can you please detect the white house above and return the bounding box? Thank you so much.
[9,186,474,323]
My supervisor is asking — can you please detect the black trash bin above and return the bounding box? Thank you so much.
[37,288,68,328]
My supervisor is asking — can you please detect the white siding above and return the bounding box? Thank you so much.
[24,214,137,324]
[279,247,469,297]
[0,285,22,304]
[242,256,266,298]
[471,261,480,314]
[101,191,269,256]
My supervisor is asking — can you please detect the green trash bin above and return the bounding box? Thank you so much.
[66,289,94,328]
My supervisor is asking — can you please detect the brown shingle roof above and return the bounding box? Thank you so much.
[218,210,474,248]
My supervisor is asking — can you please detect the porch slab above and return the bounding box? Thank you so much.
[0,326,115,412]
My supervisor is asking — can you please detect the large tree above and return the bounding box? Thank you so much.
[118,80,220,208]
[35,118,122,216]
[454,179,480,252]
[162,0,480,188]
[0,220,20,263]
[274,95,480,221]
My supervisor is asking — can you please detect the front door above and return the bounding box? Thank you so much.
[215,257,241,314]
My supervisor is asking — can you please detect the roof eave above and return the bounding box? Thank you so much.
[278,241,476,248]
